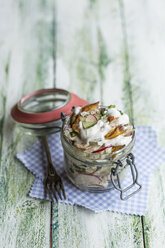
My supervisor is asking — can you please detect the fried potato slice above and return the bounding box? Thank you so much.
[112,145,125,153]
[81,101,99,112]
[72,114,81,133]
[112,154,116,160]
[104,128,115,139]
[70,112,76,125]
[105,127,126,139]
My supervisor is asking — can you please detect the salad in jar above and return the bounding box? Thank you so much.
[61,102,135,191]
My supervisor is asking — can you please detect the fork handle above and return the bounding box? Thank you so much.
[41,136,56,173]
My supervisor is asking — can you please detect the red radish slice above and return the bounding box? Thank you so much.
[82,114,98,129]
[118,125,123,130]
[86,114,98,123]
[92,145,112,153]
[75,173,102,186]
[94,114,101,121]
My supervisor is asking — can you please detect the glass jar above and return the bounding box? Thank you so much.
[61,115,138,195]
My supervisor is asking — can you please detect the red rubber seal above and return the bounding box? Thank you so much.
[11,89,88,124]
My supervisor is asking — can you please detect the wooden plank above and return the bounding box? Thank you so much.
[53,204,143,248]
[122,0,165,247]
[0,0,55,247]
[53,0,144,247]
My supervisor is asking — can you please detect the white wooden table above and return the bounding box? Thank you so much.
[1,0,165,247]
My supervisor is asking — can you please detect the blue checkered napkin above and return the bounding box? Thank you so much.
[16,126,165,216]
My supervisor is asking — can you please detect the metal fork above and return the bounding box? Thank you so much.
[41,136,66,202]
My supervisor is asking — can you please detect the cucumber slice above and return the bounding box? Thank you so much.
[82,114,98,129]
[94,114,101,120]
[82,121,97,129]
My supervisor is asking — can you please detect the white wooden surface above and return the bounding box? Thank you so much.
[0,0,165,247]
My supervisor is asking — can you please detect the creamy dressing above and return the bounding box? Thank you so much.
[108,108,129,125]
[118,113,129,125]
[79,119,112,145]
[76,107,131,147]
[108,108,121,117]
[68,106,132,151]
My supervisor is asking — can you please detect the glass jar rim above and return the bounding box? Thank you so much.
[17,88,70,114]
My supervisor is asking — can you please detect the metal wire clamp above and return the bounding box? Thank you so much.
[111,153,142,200]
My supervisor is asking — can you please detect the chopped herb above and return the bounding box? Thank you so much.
[108,104,116,108]
[70,131,77,137]
[101,108,108,116]
[119,110,123,115]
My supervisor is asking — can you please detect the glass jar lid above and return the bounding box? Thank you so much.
[11,88,88,136]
